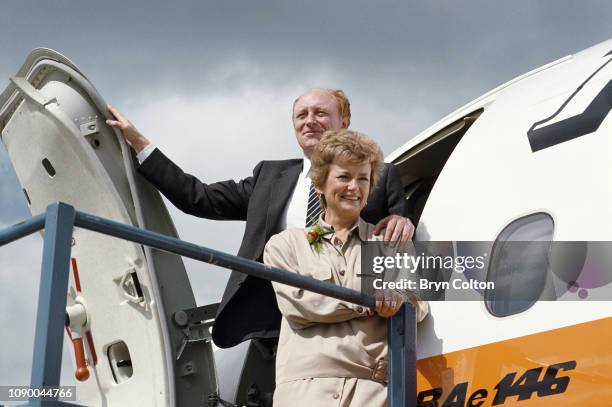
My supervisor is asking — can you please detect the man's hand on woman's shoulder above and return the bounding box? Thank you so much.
[373,215,415,243]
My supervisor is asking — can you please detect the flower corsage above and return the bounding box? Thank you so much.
[306,224,331,253]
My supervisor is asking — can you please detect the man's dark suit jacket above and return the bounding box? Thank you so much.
[139,148,406,348]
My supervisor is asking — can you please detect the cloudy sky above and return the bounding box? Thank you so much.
[0,0,610,394]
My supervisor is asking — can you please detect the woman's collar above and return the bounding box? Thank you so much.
[316,213,369,242]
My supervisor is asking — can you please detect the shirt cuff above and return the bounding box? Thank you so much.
[136,144,156,164]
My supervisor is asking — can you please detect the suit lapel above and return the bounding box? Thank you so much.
[266,160,302,237]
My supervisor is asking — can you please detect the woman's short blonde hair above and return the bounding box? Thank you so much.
[310,129,384,195]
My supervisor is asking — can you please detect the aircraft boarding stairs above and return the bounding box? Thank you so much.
[0,202,418,407]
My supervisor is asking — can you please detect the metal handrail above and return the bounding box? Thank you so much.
[0,202,417,407]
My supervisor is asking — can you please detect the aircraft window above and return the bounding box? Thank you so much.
[485,213,554,317]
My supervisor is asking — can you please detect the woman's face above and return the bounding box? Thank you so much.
[317,158,371,221]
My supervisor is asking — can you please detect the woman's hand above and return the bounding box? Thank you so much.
[106,104,151,152]
[370,290,405,318]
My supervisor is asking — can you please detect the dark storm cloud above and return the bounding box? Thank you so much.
[1,1,611,106]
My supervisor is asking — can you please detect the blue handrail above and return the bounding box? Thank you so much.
[0,202,417,407]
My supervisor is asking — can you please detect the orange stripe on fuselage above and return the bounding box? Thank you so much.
[417,317,612,406]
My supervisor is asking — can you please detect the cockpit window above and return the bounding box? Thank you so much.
[485,213,555,317]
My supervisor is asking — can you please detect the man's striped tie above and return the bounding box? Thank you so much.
[306,183,323,227]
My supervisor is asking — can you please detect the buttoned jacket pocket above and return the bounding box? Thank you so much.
[310,263,333,281]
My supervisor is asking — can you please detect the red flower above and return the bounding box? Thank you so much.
[306,224,330,252]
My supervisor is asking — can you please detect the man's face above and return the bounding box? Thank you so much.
[293,90,346,157]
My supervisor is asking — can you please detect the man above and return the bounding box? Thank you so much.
[106,89,414,348]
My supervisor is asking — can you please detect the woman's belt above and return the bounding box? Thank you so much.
[367,359,388,384]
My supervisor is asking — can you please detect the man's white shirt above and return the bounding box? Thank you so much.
[283,157,312,230]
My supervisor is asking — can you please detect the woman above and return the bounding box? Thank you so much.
[263,129,427,406]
